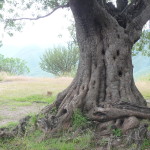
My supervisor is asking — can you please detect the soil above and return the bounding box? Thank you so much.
[0,103,45,127]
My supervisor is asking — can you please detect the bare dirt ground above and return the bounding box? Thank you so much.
[0,103,45,127]
[0,76,73,127]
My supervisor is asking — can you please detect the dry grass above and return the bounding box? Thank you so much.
[0,76,73,100]
[0,72,9,81]
[136,81,150,100]
[0,75,149,100]
[0,75,149,127]
[0,76,73,126]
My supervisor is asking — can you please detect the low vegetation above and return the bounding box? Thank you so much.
[136,74,150,100]
[0,110,93,150]
[72,109,88,129]
[0,72,7,81]
[14,94,56,104]
[0,129,92,150]
[40,43,79,77]
[0,54,30,75]
[0,74,150,149]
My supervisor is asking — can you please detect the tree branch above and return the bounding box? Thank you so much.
[119,0,137,16]
[126,0,150,43]
[6,3,69,21]
[94,0,117,26]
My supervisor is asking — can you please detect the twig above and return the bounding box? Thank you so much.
[6,3,69,21]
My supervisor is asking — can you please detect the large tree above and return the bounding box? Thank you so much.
[52,0,150,125]
[1,0,150,146]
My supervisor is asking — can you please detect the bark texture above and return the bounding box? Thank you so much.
[50,0,150,126]
[1,0,150,145]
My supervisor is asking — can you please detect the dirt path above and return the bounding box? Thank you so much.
[0,103,45,127]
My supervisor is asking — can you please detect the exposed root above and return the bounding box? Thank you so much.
[125,123,150,150]
[0,116,31,139]
[1,100,150,150]
[88,101,150,122]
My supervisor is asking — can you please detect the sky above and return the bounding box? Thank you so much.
[1,8,72,49]
[0,1,149,50]
[0,1,149,77]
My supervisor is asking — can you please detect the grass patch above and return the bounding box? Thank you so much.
[0,130,92,150]
[135,81,150,100]
[112,128,122,137]
[0,121,18,129]
[141,139,150,150]
[0,116,4,121]
[72,109,88,129]
[9,101,32,107]
[137,74,150,82]
[135,74,150,100]
[0,72,8,81]
[0,77,72,100]
[13,94,56,104]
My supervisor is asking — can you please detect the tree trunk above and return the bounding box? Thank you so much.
[1,1,150,145]
[49,0,148,126]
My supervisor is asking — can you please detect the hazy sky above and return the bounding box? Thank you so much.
[1,9,72,48]
[1,2,149,49]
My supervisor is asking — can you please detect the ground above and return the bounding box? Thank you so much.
[0,74,150,150]
[0,75,72,127]
[0,75,149,127]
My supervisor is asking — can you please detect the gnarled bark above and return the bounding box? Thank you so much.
[50,0,150,128]
[1,1,150,146]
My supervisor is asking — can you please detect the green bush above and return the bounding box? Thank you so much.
[0,54,30,75]
[40,43,79,76]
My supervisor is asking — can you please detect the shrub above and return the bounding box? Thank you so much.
[0,54,30,75]
[40,43,79,76]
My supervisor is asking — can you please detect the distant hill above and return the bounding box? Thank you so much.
[0,45,150,78]
[0,44,52,77]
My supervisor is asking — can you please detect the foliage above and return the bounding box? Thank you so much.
[112,128,122,137]
[132,30,150,56]
[40,43,79,76]
[0,54,30,75]
[141,139,150,150]
[0,0,4,9]
[0,0,69,37]
[72,109,88,129]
